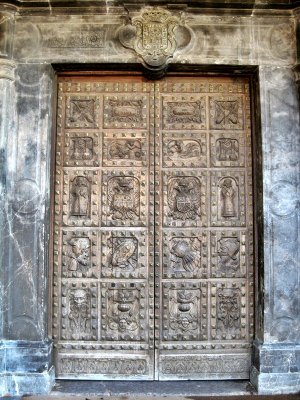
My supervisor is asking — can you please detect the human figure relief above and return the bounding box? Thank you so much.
[220,178,236,218]
[108,177,139,220]
[68,289,91,334]
[67,237,90,272]
[218,237,240,271]
[70,176,90,217]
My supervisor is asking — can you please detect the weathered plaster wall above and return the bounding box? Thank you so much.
[0,3,299,396]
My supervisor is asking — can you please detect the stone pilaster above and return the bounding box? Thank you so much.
[250,66,300,394]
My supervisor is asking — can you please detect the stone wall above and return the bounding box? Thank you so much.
[0,2,299,395]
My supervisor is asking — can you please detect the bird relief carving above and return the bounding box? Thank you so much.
[168,177,201,220]
[108,176,140,220]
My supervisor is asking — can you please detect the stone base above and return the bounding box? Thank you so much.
[0,367,55,396]
[250,342,300,394]
[0,340,55,396]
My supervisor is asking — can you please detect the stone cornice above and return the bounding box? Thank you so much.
[0,0,299,12]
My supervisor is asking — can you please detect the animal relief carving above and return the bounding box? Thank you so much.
[167,139,201,160]
[108,139,143,160]
[168,177,201,220]
[70,176,91,218]
[105,99,143,126]
[108,176,140,220]
[107,236,138,272]
[167,101,202,125]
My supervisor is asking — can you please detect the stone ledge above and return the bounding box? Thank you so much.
[251,366,300,395]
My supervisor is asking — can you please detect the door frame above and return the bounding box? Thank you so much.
[48,64,264,380]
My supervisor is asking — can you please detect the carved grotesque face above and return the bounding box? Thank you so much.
[73,289,87,306]
[119,318,128,331]
[181,317,190,329]
[218,238,239,260]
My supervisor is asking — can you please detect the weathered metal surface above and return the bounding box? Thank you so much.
[53,75,254,379]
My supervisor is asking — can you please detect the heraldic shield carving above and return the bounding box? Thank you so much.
[118,7,192,70]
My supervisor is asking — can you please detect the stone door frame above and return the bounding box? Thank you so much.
[0,4,299,395]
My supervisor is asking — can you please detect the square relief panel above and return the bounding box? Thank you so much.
[211,231,248,278]
[209,96,244,130]
[162,95,206,130]
[162,132,207,168]
[63,170,99,227]
[102,170,147,227]
[211,282,247,341]
[61,230,98,279]
[162,230,208,279]
[63,131,100,167]
[162,282,207,341]
[103,94,148,129]
[101,230,148,279]
[163,172,207,228]
[65,95,100,129]
[210,132,245,167]
[210,171,246,227]
[102,131,148,167]
[101,283,147,342]
[61,282,98,341]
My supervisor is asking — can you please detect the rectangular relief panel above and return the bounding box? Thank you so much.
[53,74,254,381]
[155,76,254,380]
[52,76,155,379]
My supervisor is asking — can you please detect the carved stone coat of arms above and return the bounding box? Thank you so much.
[118,7,191,70]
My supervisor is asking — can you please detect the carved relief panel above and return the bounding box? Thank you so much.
[156,77,253,380]
[53,77,155,380]
[53,75,254,381]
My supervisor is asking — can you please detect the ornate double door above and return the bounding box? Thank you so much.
[52,74,254,380]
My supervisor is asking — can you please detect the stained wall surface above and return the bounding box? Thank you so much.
[0,2,299,396]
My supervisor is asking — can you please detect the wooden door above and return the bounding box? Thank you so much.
[52,74,254,380]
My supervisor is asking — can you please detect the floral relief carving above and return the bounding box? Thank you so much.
[217,288,241,335]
